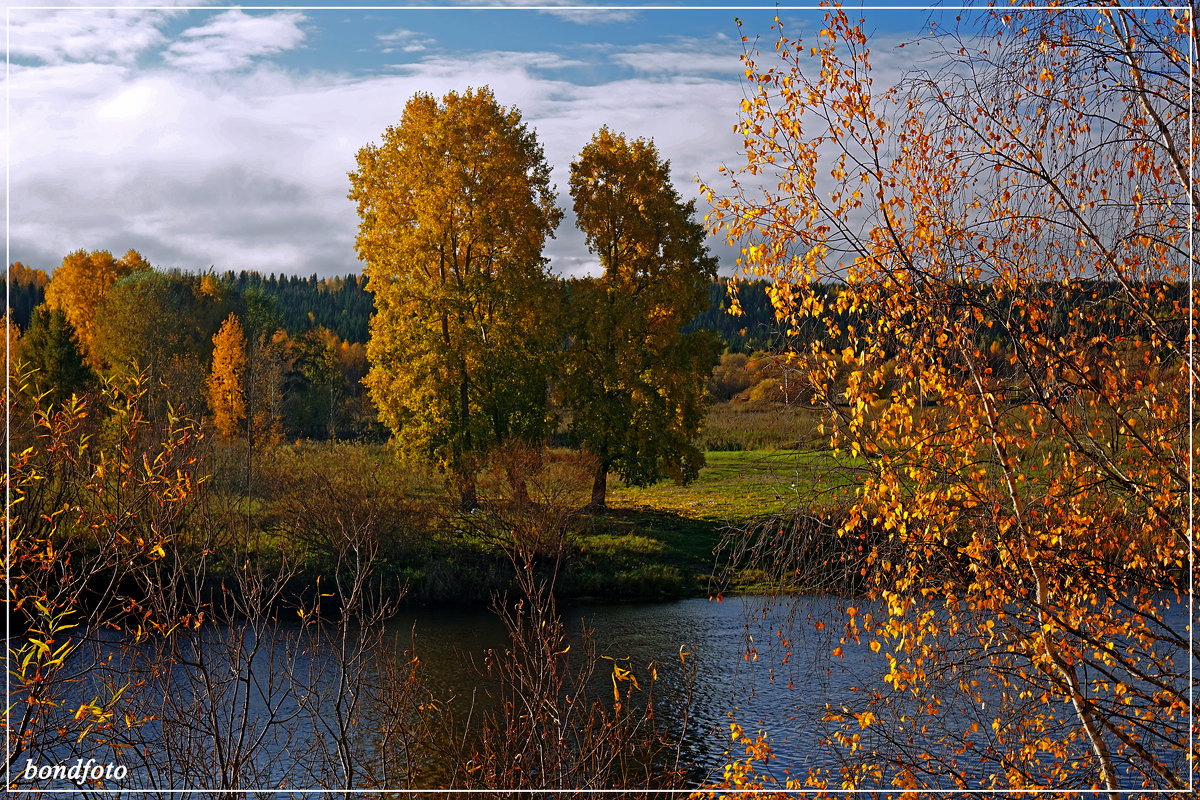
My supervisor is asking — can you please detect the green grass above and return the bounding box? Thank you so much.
[199,405,859,603]
[567,447,858,599]
[608,449,850,521]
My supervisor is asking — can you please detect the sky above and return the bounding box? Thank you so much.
[6,2,937,279]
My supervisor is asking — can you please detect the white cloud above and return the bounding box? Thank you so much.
[376,27,436,54]
[539,9,640,25]
[8,8,170,65]
[608,41,742,77]
[163,10,307,73]
[11,10,824,279]
[419,0,639,25]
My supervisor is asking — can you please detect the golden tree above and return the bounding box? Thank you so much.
[208,313,247,441]
[348,87,562,509]
[43,249,149,366]
[565,127,720,510]
[704,4,1193,793]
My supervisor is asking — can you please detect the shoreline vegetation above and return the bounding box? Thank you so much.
[31,399,861,621]
[214,434,856,609]
[13,359,1188,620]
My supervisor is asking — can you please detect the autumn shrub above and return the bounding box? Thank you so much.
[6,370,206,778]
[259,442,437,563]
[690,724,802,799]
[707,352,754,401]
[434,535,699,795]
[359,631,452,790]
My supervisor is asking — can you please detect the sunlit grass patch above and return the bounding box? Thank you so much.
[608,449,851,522]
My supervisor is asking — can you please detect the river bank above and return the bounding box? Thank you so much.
[190,442,857,608]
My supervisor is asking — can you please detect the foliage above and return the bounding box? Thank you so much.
[219,270,374,344]
[208,313,247,441]
[565,127,721,510]
[6,261,50,332]
[349,87,563,508]
[694,723,803,799]
[93,269,235,421]
[16,305,95,403]
[43,249,148,366]
[238,292,290,449]
[94,269,233,374]
[6,371,204,776]
[704,4,1194,793]
[289,325,347,440]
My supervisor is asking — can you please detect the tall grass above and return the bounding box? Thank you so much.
[701,401,826,451]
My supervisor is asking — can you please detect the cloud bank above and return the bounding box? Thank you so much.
[6,8,791,279]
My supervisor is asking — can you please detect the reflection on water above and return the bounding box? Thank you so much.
[32,592,1190,792]
[375,594,870,782]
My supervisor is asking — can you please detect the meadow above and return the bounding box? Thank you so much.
[200,399,847,607]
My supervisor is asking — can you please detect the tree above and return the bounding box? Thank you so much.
[6,261,50,331]
[17,305,95,403]
[238,288,289,449]
[704,6,1192,793]
[208,313,246,441]
[348,87,563,509]
[44,249,149,366]
[94,269,236,422]
[565,127,720,511]
[292,326,342,440]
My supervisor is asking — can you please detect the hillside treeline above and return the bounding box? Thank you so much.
[8,254,1186,443]
[7,252,372,442]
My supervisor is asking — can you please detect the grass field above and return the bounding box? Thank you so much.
[609,449,849,521]
[208,401,853,603]
[700,400,827,451]
[579,448,856,598]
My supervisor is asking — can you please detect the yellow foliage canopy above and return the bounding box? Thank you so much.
[44,249,149,367]
[208,313,246,441]
[348,87,562,505]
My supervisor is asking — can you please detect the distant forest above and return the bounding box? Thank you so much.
[11,263,1190,361]
[8,266,788,352]
[11,266,1182,354]
[217,271,375,345]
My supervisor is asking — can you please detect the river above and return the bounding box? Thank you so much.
[22,592,1191,793]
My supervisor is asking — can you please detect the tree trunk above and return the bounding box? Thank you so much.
[587,459,608,513]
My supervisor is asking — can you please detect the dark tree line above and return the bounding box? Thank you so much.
[218,271,373,344]
[7,262,49,332]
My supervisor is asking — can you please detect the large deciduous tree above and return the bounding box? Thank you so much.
[348,87,563,509]
[566,127,720,511]
[44,249,149,367]
[93,269,233,418]
[705,5,1193,794]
